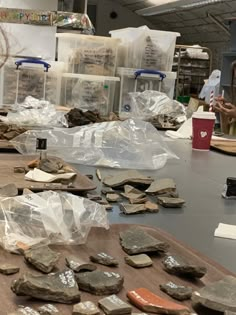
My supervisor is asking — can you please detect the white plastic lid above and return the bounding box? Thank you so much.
[56,33,120,43]
[62,73,120,82]
[192,112,216,120]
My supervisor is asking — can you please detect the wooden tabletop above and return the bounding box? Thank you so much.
[0,154,96,193]
[1,224,233,314]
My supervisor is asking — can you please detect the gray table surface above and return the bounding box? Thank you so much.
[73,137,236,274]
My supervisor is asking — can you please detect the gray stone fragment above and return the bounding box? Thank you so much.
[66,256,97,272]
[38,304,59,314]
[145,178,176,195]
[120,228,169,255]
[0,183,18,197]
[157,197,185,208]
[98,294,132,315]
[119,204,146,215]
[121,185,146,203]
[75,270,124,295]
[87,194,102,201]
[101,188,115,195]
[129,197,148,204]
[145,201,159,212]
[160,281,193,301]
[125,254,153,268]
[162,255,207,279]
[24,245,60,273]
[11,269,80,304]
[0,263,20,275]
[8,306,40,315]
[103,171,153,188]
[14,167,26,174]
[73,301,100,315]
[38,158,63,173]
[90,252,119,267]
[192,276,236,312]
[106,194,121,203]
[158,191,179,198]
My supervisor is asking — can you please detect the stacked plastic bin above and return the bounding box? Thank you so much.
[56,33,120,116]
[110,26,180,116]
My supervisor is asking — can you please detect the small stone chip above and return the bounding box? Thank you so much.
[145,201,159,212]
[8,306,40,315]
[0,263,20,275]
[14,167,26,174]
[157,197,185,208]
[73,301,100,315]
[124,254,153,268]
[38,304,59,314]
[66,256,97,272]
[98,295,132,315]
[160,282,193,301]
[90,252,119,267]
[106,194,121,203]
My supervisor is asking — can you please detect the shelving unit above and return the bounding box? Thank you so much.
[173,45,212,99]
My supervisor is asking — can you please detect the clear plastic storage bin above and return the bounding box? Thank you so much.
[117,67,177,114]
[61,73,120,116]
[0,58,65,107]
[56,33,120,76]
[110,26,180,72]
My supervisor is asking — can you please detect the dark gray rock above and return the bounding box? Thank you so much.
[38,158,63,173]
[75,270,124,295]
[98,295,132,315]
[11,269,80,304]
[90,252,119,267]
[0,263,20,275]
[157,197,185,208]
[192,276,236,312]
[125,254,153,268]
[38,304,59,315]
[66,256,97,272]
[160,282,193,301]
[162,255,207,279]
[0,183,18,197]
[145,179,176,195]
[73,301,100,315]
[24,245,60,273]
[103,171,153,188]
[119,228,169,255]
[119,204,146,215]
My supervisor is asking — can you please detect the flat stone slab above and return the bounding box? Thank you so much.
[98,294,132,315]
[66,256,97,272]
[90,252,119,267]
[11,269,80,304]
[106,194,121,203]
[119,228,169,255]
[119,204,146,215]
[38,304,59,314]
[103,171,153,188]
[0,183,18,197]
[8,307,40,315]
[192,276,236,313]
[157,197,185,208]
[160,282,193,301]
[125,254,153,268]
[24,246,60,274]
[0,263,20,275]
[162,255,207,279]
[73,301,100,315]
[75,270,124,295]
[127,288,190,314]
[145,179,176,195]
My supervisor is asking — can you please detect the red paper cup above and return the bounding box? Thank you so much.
[192,112,216,151]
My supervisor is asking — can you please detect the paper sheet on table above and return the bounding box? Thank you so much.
[25,168,76,183]
[214,223,236,240]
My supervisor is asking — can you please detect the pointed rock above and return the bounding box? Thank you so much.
[125,254,153,268]
[11,270,80,304]
[24,245,60,273]
[75,270,124,295]
[90,252,119,267]
[146,179,176,195]
[127,288,190,314]
[66,256,97,272]
[98,295,132,315]
[119,228,169,255]
[73,301,100,315]
[160,282,193,301]
[192,276,236,313]
[162,255,207,279]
